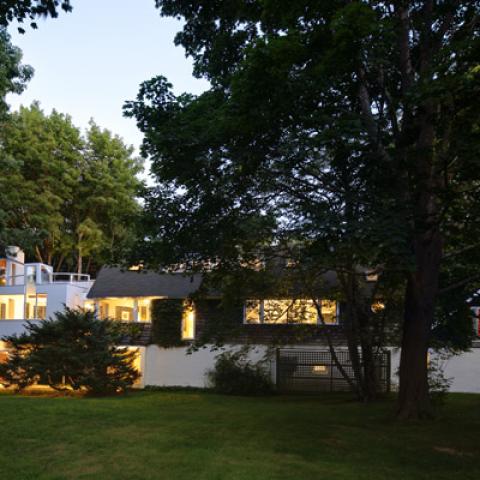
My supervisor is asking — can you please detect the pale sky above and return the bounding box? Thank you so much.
[6,0,209,160]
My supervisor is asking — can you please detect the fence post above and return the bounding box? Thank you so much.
[275,348,280,391]
[386,350,391,394]
[330,354,334,392]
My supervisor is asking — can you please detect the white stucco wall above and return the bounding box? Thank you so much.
[0,281,92,338]
[388,347,480,394]
[143,344,272,388]
[0,319,42,337]
[142,344,480,393]
[440,349,480,393]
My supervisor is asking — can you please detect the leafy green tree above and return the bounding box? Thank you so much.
[126,1,480,418]
[0,28,32,116]
[0,29,33,246]
[1,104,143,274]
[0,308,140,394]
[0,0,72,32]
[71,121,143,274]
[1,103,83,263]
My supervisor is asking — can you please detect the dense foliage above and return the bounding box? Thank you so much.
[0,103,143,274]
[126,1,480,418]
[151,298,184,347]
[207,349,274,396]
[0,308,140,394]
[0,28,32,117]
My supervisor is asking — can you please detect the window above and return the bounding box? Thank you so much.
[244,299,338,325]
[116,307,133,321]
[319,300,336,325]
[181,304,195,340]
[0,259,6,286]
[26,294,47,320]
[137,298,152,322]
[99,302,109,319]
[0,295,23,319]
[312,365,329,375]
[245,300,261,324]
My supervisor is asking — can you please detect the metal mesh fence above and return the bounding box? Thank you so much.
[276,348,391,393]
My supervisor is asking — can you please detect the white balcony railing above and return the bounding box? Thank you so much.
[52,272,91,283]
[0,272,90,287]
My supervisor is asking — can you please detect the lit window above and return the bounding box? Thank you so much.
[26,294,47,320]
[371,301,385,313]
[320,300,337,325]
[0,295,23,320]
[98,302,109,319]
[245,300,261,324]
[138,298,152,322]
[244,299,338,325]
[84,301,95,312]
[263,299,289,323]
[182,304,195,340]
[312,365,328,375]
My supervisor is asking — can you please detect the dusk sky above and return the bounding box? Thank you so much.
[6,0,209,159]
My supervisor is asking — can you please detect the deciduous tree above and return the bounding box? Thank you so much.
[127,1,480,418]
[1,104,143,274]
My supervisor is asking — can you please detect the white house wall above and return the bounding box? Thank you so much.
[143,344,272,388]
[142,344,479,394]
[0,282,92,338]
[440,349,480,393]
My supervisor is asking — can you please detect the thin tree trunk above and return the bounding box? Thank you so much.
[85,256,92,275]
[55,253,65,272]
[77,248,82,275]
[34,245,44,264]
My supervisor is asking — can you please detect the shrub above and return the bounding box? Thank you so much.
[428,352,453,406]
[151,298,184,347]
[207,349,274,395]
[0,308,140,394]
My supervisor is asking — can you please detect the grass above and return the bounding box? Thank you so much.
[0,391,479,480]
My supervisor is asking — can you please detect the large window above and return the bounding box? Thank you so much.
[181,304,195,340]
[95,298,154,322]
[244,299,338,325]
[0,294,31,320]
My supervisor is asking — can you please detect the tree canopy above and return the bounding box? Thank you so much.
[0,28,32,117]
[0,0,72,32]
[1,103,143,274]
[126,1,480,418]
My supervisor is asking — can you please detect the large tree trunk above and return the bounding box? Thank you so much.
[397,230,442,419]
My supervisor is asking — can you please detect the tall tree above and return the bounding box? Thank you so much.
[0,28,33,246]
[1,104,143,274]
[127,1,480,418]
[0,28,32,117]
[69,121,143,274]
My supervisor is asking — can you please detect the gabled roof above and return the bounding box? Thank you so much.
[87,267,203,299]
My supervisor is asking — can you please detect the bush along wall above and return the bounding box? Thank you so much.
[151,299,184,347]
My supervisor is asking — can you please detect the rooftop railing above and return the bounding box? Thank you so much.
[52,272,91,283]
[0,272,90,286]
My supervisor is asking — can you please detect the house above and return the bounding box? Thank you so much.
[86,265,480,393]
[0,246,93,358]
[86,265,386,391]
[1,246,479,393]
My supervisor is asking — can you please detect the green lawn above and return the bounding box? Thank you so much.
[0,391,479,480]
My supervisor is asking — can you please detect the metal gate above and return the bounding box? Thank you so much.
[276,349,391,393]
